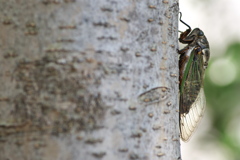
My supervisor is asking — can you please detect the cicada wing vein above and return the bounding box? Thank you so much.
[180,88,206,142]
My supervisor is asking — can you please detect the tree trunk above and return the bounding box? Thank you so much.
[0,0,180,160]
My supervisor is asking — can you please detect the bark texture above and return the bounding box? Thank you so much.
[0,0,180,160]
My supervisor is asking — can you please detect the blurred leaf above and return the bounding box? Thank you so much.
[204,42,240,158]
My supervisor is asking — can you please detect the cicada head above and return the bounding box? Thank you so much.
[187,28,208,46]
[188,28,204,38]
[179,22,209,51]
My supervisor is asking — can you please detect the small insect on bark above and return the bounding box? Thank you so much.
[178,12,210,141]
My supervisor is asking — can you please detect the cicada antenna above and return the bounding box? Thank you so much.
[179,12,191,31]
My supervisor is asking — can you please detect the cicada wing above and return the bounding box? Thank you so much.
[179,47,206,141]
[180,88,206,141]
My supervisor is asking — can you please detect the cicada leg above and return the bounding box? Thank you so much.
[179,28,192,44]
[178,46,189,55]
[179,12,194,44]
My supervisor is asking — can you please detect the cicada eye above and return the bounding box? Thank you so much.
[198,30,204,36]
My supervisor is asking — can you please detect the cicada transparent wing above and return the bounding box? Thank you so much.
[179,46,206,142]
[180,88,206,141]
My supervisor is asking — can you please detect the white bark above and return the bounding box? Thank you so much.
[0,0,180,160]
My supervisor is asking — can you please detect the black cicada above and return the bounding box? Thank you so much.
[178,12,210,141]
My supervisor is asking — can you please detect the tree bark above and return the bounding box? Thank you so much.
[0,0,180,160]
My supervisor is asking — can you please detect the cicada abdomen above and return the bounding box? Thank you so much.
[178,13,210,141]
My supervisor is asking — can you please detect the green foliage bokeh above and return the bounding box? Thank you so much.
[204,42,240,159]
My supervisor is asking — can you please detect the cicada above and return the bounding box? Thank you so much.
[178,12,210,141]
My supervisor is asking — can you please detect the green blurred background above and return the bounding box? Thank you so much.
[204,43,240,160]
[179,0,240,160]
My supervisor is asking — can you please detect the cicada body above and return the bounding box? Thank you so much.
[178,13,210,141]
